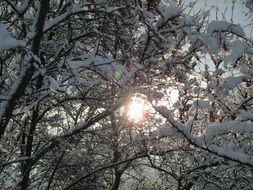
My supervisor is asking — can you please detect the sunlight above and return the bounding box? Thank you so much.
[126,96,146,123]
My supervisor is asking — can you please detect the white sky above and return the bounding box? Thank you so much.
[184,0,253,37]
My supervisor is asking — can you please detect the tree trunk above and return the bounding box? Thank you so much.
[111,171,122,190]
[20,166,32,190]
[18,0,50,189]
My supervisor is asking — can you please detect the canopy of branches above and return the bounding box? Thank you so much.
[0,0,253,189]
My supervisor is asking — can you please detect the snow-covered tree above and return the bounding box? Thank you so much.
[0,0,253,189]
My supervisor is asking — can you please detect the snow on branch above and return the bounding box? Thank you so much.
[202,121,253,143]
[0,58,31,137]
[67,42,138,86]
[207,21,245,37]
[154,106,253,167]
[16,0,30,14]
[0,23,25,51]
[43,3,118,33]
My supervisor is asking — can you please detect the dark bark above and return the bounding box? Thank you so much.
[111,171,122,190]
[46,152,65,190]
[63,153,146,190]
[20,106,39,190]
[18,1,50,189]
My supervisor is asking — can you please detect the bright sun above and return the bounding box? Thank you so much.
[126,97,146,123]
[125,90,178,123]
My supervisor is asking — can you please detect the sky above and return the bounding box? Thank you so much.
[184,0,253,37]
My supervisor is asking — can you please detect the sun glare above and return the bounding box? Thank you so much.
[126,97,146,123]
